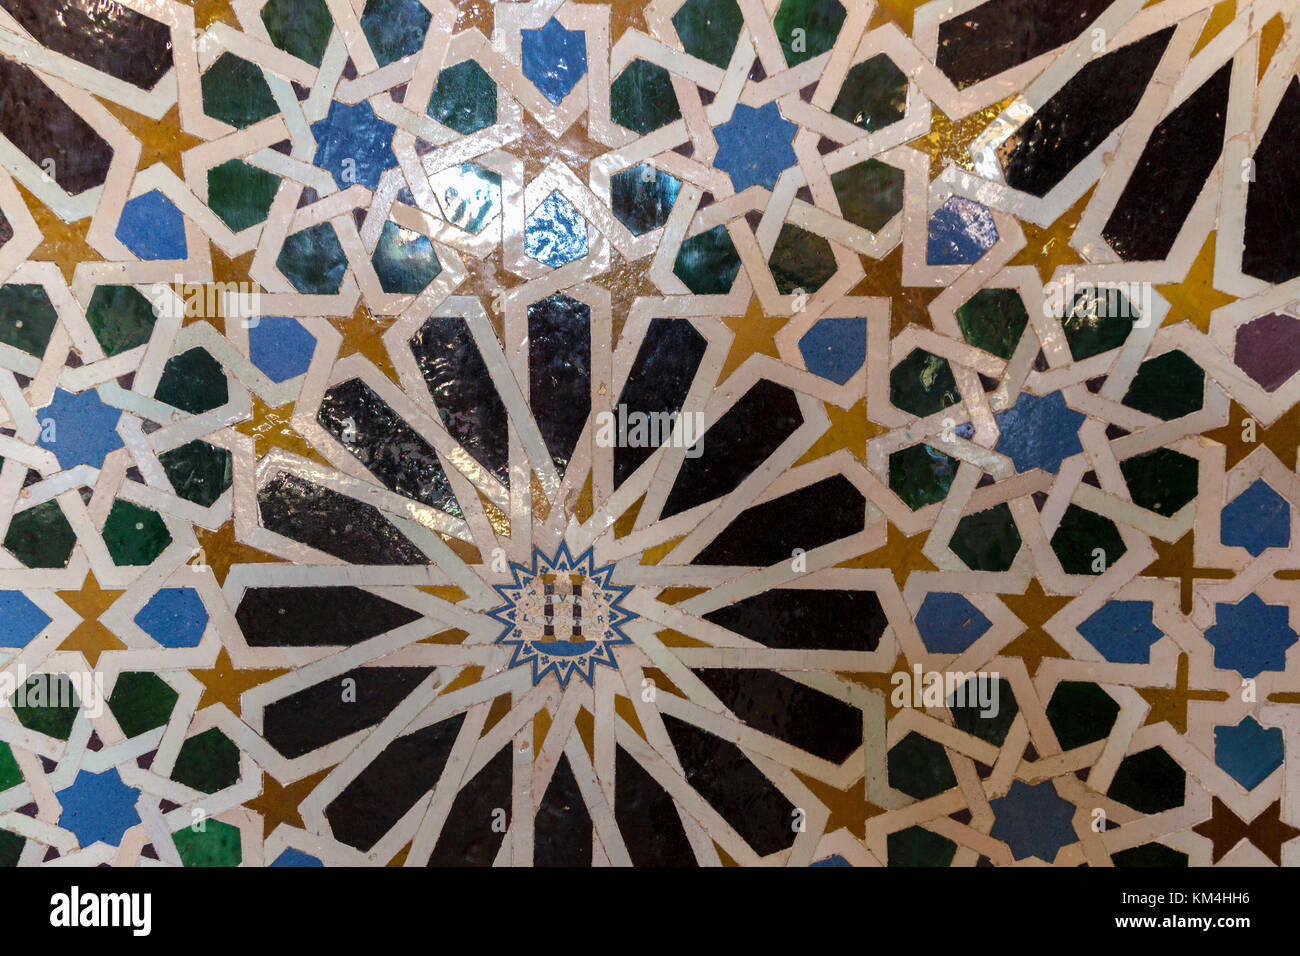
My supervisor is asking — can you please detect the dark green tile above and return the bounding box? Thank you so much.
[610,164,681,235]
[0,741,22,791]
[86,285,157,356]
[888,731,956,799]
[767,223,835,295]
[201,53,279,129]
[673,0,744,69]
[0,829,22,867]
[1120,447,1198,517]
[956,288,1029,360]
[1046,681,1120,751]
[672,225,740,294]
[950,675,1018,745]
[14,675,78,740]
[1050,504,1126,575]
[830,54,907,131]
[889,443,957,511]
[890,348,959,417]
[173,819,242,866]
[611,59,681,135]
[372,221,440,294]
[0,284,58,357]
[108,672,179,739]
[888,825,956,866]
[774,0,846,67]
[207,160,279,232]
[103,500,171,566]
[360,0,430,67]
[155,348,228,415]
[1122,350,1204,420]
[951,503,1021,572]
[1111,843,1188,867]
[261,0,333,67]
[1107,747,1185,814]
[426,60,497,134]
[159,440,233,508]
[831,159,903,233]
[172,728,240,794]
[4,500,76,568]
[277,223,348,294]
[1063,287,1137,360]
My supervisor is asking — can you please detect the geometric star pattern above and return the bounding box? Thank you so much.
[0,0,1299,870]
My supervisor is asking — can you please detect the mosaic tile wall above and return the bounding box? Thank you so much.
[0,0,1297,869]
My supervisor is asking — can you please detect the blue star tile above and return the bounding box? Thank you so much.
[0,591,52,647]
[58,768,141,848]
[915,592,992,653]
[927,197,998,265]
[521,18,587,105]
[799,317,866,385]
[115,190,187,260]
[1215,716,1283,790]
[35,388,125,470]
[1078,601,1163,664]
[1205,593,1297,678]
[310,99,398,190]
[249,315,318,383]
[524,190,589,267]
[712,102,799,192]
[1221,479,1291,556]
[994,391,1086,474]
[989,780,1077,862]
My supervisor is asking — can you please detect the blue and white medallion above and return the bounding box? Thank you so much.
[488,545,638,687]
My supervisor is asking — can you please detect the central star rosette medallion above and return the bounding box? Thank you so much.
[488,544,638,687]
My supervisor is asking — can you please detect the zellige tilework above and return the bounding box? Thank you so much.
[0,0,1297,871]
